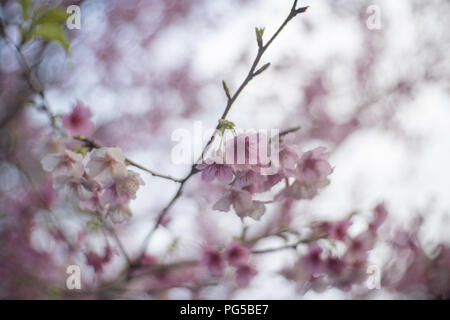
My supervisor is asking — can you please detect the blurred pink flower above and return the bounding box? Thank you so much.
[202,245,224,277]
[224,241,249,267]
[301,243,324,274]
[41,149,84,179]
[329,219,352,241]
[107,205,133,223]
[86,246,115,273]
[62,101,94,136]
[369,203,388,233]
[87,147,127,184]
[213,188,252,216]
[213,187,265,219]
[296,147,332,184]
[233,170,265,188]
[115,170,145,199]
[225,133,270,172]
[196,156,234,183]
[278,134,303,177]
[235,263,257,286]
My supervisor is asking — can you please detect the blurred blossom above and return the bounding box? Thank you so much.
[62,101,94,137]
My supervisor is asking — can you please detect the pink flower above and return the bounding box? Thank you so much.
[39,175,58,209]
[213,188,252,216]
[329,219,352,241]
[107,205,132,223]
[325,257,346,276]
[140,254,158,266]
[296,147,332,184]
[79,190,105,212]
[87,147,128,184]
[201,245,224,277]
[224,133,271,171]
[102,183,132,207]
[213,187,266,219]
[115,170,145,199]
[196,156,234,183]
[235,263,257,286]
[62,101,94,136]
[276,179,326,201]
[301,243,324,274]
[59,176,95,201]
[246,173,283,194]
[85,246,116,273]
[54,172,101,202]
[224,241,249,267]
[278,135,303,177]
[232,170,265,188]
[369,203,388,233]
[41,149,84,179]
[344,233,374,263]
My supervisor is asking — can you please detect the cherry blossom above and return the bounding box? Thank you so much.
[301,243,324,274]
[235,263,257,286]
[295,147,332,185]
[212,187,265,220]
[224,241,250,267]
[62,101,94,136]
[115,170,145,199]
[201,245,224,276]
[87,147,128,184]
[224,133,271,172]
[41,150,84,179]
[108,205,133,223]
[196,156,234,183]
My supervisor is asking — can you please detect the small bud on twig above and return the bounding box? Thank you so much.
[253,62,271,77]
[222,80,231,100]
[295,6,308,14]
[255,27,265,48]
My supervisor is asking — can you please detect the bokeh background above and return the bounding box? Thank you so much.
[1,0,449,299]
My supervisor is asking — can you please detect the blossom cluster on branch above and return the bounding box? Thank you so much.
[41,142,145,223]
[197,132,332,220]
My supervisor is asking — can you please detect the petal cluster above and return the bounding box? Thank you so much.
[42,147,144,223]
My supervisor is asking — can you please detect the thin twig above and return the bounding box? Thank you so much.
[73,136,183,183]
[2,32,57,129]
[251,232,321,255]
[100,216,132,266]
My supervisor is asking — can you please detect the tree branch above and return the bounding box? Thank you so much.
[73,136,183,183]
[135,1,308,265]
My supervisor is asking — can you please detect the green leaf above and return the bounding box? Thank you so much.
[72,146,90,158]
[218,119,236,136]
[32,23,70,52]
[35,7,69,25]
[19,0,33,20]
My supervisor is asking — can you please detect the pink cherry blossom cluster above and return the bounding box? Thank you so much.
[202,241,257,286]
[41,147,145,223]
[284,204,388,293]
[196,133,333,219]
